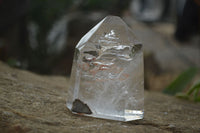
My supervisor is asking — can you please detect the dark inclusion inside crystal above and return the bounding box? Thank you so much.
[132,44,142,52]
[83,51,99,57]
[72,99,92,114]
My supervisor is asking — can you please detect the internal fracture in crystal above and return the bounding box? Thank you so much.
[66,16,144,121]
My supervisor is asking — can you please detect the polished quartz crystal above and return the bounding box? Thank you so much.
[66,16,144,121]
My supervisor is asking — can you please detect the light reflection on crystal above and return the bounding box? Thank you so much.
[66,16,144,121]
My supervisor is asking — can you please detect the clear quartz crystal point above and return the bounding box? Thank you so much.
[66,16,144,121]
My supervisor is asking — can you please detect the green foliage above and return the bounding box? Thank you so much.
[163,67,198,95]
[163,67,200,102]
[6,58,19,68]
[176,81,200,102]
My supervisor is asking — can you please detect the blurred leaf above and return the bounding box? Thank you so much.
[176,81,200,102]
[194,97,200,102]
[163,67,198,95]
[187,81,200,95]
[6,58,18,67]
[192,82,200,102]
[176,93,189,100]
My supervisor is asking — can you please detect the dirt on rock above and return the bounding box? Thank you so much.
[0,61,200,133]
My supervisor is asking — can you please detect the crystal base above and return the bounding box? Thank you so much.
[67,102,143,121]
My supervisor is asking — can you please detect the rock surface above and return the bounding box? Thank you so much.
[0,61,200,133]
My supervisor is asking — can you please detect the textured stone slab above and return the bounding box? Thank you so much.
[0,61,200,133]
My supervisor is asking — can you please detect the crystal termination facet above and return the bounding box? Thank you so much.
[66,16,144,121]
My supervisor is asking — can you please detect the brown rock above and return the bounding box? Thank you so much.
[0,61,200,133]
